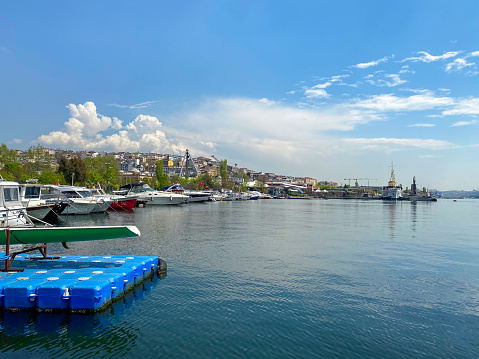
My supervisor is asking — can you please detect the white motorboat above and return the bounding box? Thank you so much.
[120,183,188,205]
[43,185,98,214]
[164,184,210,203]
[0,180,34,227]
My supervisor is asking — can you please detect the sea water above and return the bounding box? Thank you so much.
[1,199,478,358]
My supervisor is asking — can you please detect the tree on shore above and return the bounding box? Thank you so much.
[23,145,54,176]
[84,156,120,189]
[155,160,170,189]
[58,156,88,185]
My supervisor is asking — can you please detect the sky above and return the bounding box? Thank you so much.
[1,1,478,190]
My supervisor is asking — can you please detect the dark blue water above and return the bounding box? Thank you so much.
[1,199,479,358]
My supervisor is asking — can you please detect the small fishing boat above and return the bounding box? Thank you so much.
[19,182,68,221]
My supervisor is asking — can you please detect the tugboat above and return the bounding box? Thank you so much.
[381,162,403,200]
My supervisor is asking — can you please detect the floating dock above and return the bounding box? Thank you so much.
[0,254,166,313]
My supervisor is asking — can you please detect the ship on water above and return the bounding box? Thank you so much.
[381,162,403,200]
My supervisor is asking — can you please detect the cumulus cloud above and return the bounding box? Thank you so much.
[38,101,182,154]
[111,117,123,130]
[65,102,112,137]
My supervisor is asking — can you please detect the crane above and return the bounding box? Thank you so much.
[344,178,365,187]
[344,178,377,187]
[362,178,377,187]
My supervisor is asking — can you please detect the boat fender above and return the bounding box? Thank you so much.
[61,242,70,249]
[158,258,167,274]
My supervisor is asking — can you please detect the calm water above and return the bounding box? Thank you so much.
[1,199,479,358]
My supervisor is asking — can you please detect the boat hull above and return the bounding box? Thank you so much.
[0,225,141,245]
[109,198,137,210]
[144,194,187,205]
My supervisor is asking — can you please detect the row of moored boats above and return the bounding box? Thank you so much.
[0,180,273,226]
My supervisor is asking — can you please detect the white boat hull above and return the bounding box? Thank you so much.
[142,193,188,205]
[61,200,97,215]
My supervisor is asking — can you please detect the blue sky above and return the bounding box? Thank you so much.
[1,1,478,190]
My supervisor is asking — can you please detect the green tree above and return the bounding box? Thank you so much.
[23,145,54,177]
[39,170,63,185]
[58,156,88,185]
[84,156,120,189]
[0,144,18,165]
[1,162,26,182]
[198,173,218,189]
[219,160,230,188]
[155,160,170,189]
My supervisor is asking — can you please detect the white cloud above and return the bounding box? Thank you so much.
[304,87,330,99]
[343,137,455,151]
[302,81,334,98]
[353,55,391,69]
[111,117,123,130]
[450,120,479,127]
[258,98,277,105]
[65,102,112,137]
[108,101,158,109]
[442,98,479,115]
[366,73,407,87]
[9,138,22,145]
[445,58,475,72]
[353,93,454,112]
[38,102,182,154]
[408,123,436,127]
[401,51,460,63]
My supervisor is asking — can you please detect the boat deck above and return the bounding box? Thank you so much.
[0,254,166,313]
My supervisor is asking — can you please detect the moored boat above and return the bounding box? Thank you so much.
[120,183,188,205]
[0,179,34,228]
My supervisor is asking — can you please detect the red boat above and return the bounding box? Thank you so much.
[108,196,138,211]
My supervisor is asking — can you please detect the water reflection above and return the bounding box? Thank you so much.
[383,201,397,241]
[0,274,163,358]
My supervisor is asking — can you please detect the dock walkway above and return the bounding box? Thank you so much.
[0,254,166,313]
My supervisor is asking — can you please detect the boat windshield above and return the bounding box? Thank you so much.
[77,190,92,198]
[62,190,82,199]
[3,187,19,202]
[24,186,41,199]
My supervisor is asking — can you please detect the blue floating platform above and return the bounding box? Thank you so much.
[0,254,166,313]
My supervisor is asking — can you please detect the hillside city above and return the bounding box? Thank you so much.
[3,146,479,199]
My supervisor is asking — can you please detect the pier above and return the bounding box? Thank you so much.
[0,254,167,313]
